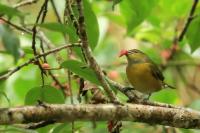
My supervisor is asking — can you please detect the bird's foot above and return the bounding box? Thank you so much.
[112,100,124,106]
[142,94,151,102]
[37,100,48,108]
[127,98,139,103]
[141,94,151,104]
[123,87,134,93]
[128,94,151,104]
[146,93,151,100]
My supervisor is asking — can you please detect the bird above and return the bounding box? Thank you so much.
[119,49,174,97]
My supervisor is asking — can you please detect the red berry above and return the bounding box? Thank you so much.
[108,71,119,80]
[41,63,50,69]
[160,50,171,60]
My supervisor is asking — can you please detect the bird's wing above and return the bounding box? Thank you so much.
[149,63,164,81]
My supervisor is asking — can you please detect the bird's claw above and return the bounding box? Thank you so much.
[123,87,134,93]
[37,100,48,108]
[112,100,124,106]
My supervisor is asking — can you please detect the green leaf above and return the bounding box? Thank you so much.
[13,66,40,101]
[72,47,86,62]
[120,0,157,34]
[0,4,24,18]
[22,47,34,55]
[61,60,101,86]
[37,124,55,133]
[25,85,65,105]
[104,13,125,26]
[151,89,177,104]
[83,0,99,50]
[38,23,78,43]
[52,123,71,133]
[1,26,20,63]
[189,100,200,111]
[186,16,200,52]
[0,91,11,107]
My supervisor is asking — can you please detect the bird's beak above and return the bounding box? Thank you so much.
[119,50,128,57]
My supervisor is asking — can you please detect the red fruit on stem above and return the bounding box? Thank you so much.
[42,63,50,69]
[160,50,171,60]
[108,71,119,80]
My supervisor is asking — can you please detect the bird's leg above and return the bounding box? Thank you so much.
[143,93,151,101]
[37,100,48,108]
[147,93,151,99]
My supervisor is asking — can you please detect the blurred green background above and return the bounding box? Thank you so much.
[1,0,200,132]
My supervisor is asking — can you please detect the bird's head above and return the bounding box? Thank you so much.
[119,49,148,63]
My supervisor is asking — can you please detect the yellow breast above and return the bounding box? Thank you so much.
[126,63,162,94]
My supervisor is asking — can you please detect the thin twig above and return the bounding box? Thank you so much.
[37,30,54,49]
[39,9,66,123]
[26,120,55,129]
[0,18,54,48]
[1,17,64,89]
[63,0,74,103]
[32,0,49,55]
[0,17,32,34]
[162,0,199,70]
[63,1,75,132]
[0,44,81,80]
[48,71,66,94]
[65,0,79,35]
[47,1,69,97]
[178,0,199,41]
[31,0,49,84]
[13,0,39,8]
[50,0,62,23]
[40,1,48,23]
[65,0,87,63]
[1,14,66,93]
[39,0,49,86]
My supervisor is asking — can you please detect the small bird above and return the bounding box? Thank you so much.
[119,49,174,96]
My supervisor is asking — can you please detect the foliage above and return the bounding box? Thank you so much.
[61,60,101,85]
[186,16,200,52]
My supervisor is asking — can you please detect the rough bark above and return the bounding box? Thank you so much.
[0,104,200,129]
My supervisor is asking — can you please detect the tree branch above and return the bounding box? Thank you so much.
[0,17,54,48]
[178,0,199,41]
[50,0,62,23]
[0,44,80,80]
[75,0,118,103]
[13,0,39,8]
[0,104,200,129]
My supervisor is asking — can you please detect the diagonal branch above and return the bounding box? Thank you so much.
[178,0,199,41]
[75,0,118,103]
[0,18,54,48]
[1,104,200,129]
[0,44,81,80]
[13,0,39,8]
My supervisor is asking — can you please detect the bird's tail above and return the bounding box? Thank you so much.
[163,82,175,89]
